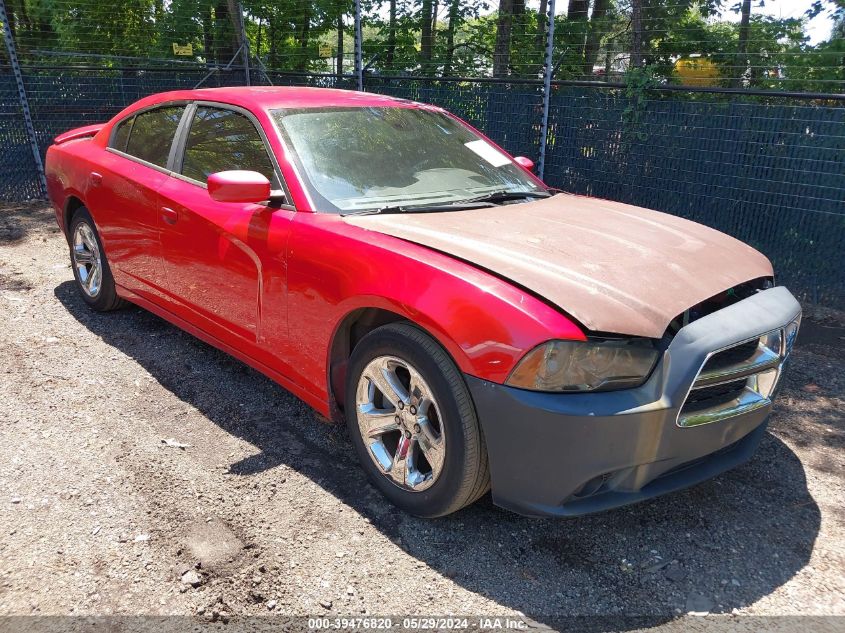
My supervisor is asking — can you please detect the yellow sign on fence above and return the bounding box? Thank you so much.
[172,43,193,56]
[318,45,332,58]
[674,57,720,87]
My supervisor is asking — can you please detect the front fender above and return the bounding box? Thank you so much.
[287,214,585,403]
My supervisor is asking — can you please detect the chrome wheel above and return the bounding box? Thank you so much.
[355,355,446,491]
[72,221,102,298]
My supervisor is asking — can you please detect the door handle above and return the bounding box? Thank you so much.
[90,172,103,187]
[161,207,179,225]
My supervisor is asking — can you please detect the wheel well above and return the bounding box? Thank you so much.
[328,308,407,419]
[64,196,86,238]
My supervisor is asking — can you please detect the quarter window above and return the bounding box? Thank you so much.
[181,107,275,183]
[111,117,132,153]
[123,106,185,168]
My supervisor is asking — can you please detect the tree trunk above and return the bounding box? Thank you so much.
[297,0,311,71]
[567,0,588,21]
[6,0,35,40]
[493,0,513,77]
[214,2,234,63]
[36,13,52,48]
[432,0,439,43]
[567,0,589,70]
[535,0,548,58]
[386,0,397,69]
[630,0,643,69]
[11,0,34,41]
[443,0,460,76]
[336,11,344,78]
[203,7,214,64]
[269,9,277,69]
[583,0,610,77]
[511,0,526,74]
[5,1,16,39]
[733,0,752,87]
[227,0,249,78]
[420,0,434,73]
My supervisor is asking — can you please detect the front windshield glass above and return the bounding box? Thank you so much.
[272,106,542,213]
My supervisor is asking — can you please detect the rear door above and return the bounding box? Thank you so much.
[86,104,186,298]
[157,102,294,354]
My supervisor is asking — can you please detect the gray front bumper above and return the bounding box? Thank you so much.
[468,286,802,517]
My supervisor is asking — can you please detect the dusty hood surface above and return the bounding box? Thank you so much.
[344,194,774,338]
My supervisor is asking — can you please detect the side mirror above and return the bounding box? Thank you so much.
[514,156,535,171]
[207,170,271,203]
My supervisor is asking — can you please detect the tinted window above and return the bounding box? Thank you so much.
[124,106,185,168]
[111,116,132,152]
[181,107,275,183]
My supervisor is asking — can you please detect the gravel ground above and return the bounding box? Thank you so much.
[0,202,843,629]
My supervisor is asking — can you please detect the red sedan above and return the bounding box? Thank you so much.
[46,87,801,517]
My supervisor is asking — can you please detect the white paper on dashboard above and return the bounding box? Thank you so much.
[464,140,511,167]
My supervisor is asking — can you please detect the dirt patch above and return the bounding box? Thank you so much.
[0,222,25,244]
[182,519,245,571]
[0,201,58,244]
[0,272,32,292]
[0,202,842,627]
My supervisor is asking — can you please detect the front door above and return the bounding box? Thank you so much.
[157,103,293,357]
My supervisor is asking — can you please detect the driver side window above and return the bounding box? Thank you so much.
[181,106,276,184]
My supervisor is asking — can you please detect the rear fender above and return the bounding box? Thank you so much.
[45,142,97,239]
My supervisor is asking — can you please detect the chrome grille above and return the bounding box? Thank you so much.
[701,339,759,373]
[683,381,749,411]
[677,316,801,428]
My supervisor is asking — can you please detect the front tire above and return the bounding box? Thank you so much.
[69,208,125,312]
[345,323,490,517]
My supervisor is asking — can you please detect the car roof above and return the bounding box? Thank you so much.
[142,86,427,112]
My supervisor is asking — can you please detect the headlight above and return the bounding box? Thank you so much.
[506,339,660,392]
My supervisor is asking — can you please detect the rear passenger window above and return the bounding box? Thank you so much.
[124,106,185,168]
[111,117,132,152]
[181,107,275,183]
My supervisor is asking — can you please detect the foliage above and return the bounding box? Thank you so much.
[1,0,842,92]
[621,64,658,140]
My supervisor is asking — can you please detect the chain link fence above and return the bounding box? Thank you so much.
[0,0,843,307]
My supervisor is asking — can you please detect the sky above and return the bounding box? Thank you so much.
[722,0,836,43]
[522,0,839,44]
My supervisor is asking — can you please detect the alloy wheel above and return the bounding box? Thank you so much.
[72,221,102,298]
[355,355,446,491]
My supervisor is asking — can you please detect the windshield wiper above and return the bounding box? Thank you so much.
[340,190,551,217]
[454,189,552,206]
[340,201,496,217]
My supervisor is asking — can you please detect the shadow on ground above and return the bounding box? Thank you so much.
[55,281,824,627]
[0,202,58,245]
[1,203,61,292]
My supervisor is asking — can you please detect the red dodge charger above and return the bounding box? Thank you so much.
[46,87,801,517]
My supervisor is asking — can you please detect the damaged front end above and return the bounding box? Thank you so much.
[467,286,801,518]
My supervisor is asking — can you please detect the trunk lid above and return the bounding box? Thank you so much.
[53,124,104,145]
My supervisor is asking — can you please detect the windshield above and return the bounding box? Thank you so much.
[271,106,542,213]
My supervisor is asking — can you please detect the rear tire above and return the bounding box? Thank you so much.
[68,207,125,312]
[345,322,490,517]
